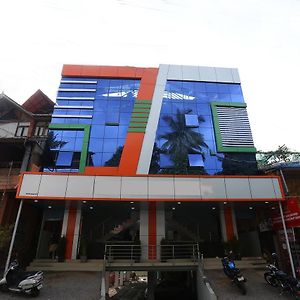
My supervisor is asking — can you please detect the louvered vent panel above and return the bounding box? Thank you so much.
[216,106,254,147]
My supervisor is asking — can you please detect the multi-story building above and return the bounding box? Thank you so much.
[0,90,54,266]
[16,65,284,284]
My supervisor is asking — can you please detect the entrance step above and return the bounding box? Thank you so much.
[27,259,104,272]
[203,257,267,270]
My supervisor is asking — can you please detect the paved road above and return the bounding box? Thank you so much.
[0,272,101,300]
[205,269,295,300]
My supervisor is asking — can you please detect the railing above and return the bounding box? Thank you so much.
[104,243,200,263]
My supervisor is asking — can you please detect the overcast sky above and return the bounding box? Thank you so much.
[1,0,300,151]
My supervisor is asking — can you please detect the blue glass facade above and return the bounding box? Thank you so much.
[46,77,140,171]
[150,81,257,175]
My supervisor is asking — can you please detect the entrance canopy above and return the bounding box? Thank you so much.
[17,173,284,202]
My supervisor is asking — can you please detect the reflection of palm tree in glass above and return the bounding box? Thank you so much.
[159,109,208,174]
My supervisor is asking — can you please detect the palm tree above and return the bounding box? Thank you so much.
[159,109,208,174]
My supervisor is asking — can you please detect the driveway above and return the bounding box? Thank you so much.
[0,272,101,300]
[205,269,295,299]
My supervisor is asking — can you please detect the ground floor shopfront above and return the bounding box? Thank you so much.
[14,173,286,266]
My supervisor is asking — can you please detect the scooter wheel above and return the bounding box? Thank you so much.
[264,273,279,287]
[30,287,40,297]
[238,282,247,295]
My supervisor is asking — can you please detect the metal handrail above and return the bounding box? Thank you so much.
[104,243,200,263]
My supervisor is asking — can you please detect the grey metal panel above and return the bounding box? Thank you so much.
[148,177,174,199]
[38,175,68,198]
[174,177,201,199]
[182,65,201,81]
[249,178,276,199]
[136,65,168,174]
[225,178,251,199]
[272,178,284,199]
[200,177,226,199]
[215,67,234,83]
[94,176,121,199]
[66,176,94,198]
[19,174,42,197]
[231,68,241,83]
[121,177,148,199]
[167,64,182,80]
[199,66,217,82]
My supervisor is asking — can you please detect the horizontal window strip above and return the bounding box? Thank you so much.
[134,104,152,109]
[135,100,152,104]
[131,113,150,118]
[58,88,96,92]
[60,80,97,84]
[52,114,92,119]
[57,97,95,100]
[133,108,151,113]
[128,128,146,133]
[129,123,147,128]
[130,117,149,123]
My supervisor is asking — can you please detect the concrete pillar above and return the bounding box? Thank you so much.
[140,202,166,260]
[219,204,238,242]
[62,201,82,260]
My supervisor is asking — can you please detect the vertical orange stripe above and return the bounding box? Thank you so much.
[65,205,77,259]
[224,207,234,241]
[148,202,157,259]
[118,133,145,175]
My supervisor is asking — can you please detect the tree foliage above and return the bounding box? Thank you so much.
[257,144,300,168]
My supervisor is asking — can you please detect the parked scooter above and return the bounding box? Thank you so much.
[221,253,247,295]
[0,260,43,297]
[264,253,300,299]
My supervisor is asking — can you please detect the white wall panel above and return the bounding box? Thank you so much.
[174,177,201,199]
[199,67,217,82]
[215,67,234,83]
[272,178,283,199]
[167,64,182,80]
[121,177,148,199]
[38,175,68,198]
[94,176,121,199]
[19,174,41,197]
[149,177,174,199]
[66,176,94,198]
[231,68,241,83]
[182,65,201,81]
[18,174,283,201]
[225,178,251,199]
[249,178,276,199]
[200,178,226,199]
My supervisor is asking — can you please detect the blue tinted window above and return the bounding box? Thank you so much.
[61,137,75,151]
[185,114,199,127]
[102,152,114,165]
[118,126,128,138]
[56,151,73,166]
[160,154,173,168]
[105,113,119,124]
[231,94,244,102]
[104,126,118,138]
[62,130,76,138]
[103,139,117,153]
[119,113,131,125]
[205,83,218,92]
[90,152,102,166]
[217,83,230,93]
[89,138,103,152]
[92,112,105,124]
[91,125,105,138]
[74,138,83,151]
[188,154,204,167]
[76,131,84,138]
[229,84,242,94]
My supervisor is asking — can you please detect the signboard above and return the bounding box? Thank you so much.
[272,198,300,230]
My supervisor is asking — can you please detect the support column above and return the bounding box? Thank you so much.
[219,205,238,242]
[62,202,81,260]
[140,202,165,260]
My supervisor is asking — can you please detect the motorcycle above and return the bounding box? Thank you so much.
[264,253,300,299]
[221,254,247,295]
[0,260,43,297]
